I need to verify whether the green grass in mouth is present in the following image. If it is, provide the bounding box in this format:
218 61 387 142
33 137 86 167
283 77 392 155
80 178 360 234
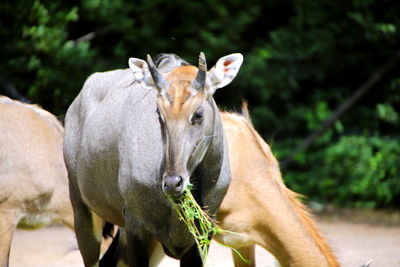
168 184 251 265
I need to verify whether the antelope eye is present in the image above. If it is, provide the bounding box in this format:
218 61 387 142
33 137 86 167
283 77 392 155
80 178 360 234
191 107 204 124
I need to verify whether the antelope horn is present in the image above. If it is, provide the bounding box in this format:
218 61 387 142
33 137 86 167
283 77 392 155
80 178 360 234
193 52 207 92
146 54 169 94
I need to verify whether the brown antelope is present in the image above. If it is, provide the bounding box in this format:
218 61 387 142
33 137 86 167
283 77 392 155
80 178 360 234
0 96 74 267
215 106 340 267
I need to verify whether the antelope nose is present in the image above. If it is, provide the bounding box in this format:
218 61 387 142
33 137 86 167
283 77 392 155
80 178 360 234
163 175 184 195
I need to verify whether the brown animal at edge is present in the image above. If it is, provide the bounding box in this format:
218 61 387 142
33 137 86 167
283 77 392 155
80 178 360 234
0 96 73 267
215 106 340 267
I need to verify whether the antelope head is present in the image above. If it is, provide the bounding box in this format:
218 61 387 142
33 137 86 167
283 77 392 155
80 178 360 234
128 52 243 196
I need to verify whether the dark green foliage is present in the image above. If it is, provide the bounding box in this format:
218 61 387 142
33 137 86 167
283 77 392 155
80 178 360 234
1 0 399 208
324 135 400 208
0 0 95 112
284 135 400 209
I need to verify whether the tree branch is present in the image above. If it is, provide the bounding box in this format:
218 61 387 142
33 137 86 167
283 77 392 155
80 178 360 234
282 49 400 169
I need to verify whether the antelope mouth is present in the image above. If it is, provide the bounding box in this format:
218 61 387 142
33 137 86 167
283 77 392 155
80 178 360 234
162 174 188 197
166 182 195 204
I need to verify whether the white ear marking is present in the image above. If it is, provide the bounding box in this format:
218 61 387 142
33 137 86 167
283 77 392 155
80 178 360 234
207 53 243 94
128 58 150 84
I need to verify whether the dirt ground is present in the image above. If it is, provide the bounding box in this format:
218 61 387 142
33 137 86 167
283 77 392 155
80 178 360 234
9 214 400 267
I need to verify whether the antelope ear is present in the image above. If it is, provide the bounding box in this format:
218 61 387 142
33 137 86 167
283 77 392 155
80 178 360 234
128 58 154 86
157 57 179 73
207 53 243 94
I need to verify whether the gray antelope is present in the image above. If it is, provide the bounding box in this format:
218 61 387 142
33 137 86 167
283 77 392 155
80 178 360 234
63 52 243 266
101 54 340 267
0 96 73 267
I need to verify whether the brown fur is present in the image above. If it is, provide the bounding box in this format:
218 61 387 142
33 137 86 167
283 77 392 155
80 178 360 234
241 110 338 265
285 190 339 267
158 66 206 121
165 66 197 115
215 110 340 267
0 96 74 266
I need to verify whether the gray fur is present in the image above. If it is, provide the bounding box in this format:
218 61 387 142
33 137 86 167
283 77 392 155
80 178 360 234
64 55 231 266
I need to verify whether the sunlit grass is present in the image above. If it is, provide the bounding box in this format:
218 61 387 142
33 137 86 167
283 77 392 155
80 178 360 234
168 184 251 265
168 184 217 264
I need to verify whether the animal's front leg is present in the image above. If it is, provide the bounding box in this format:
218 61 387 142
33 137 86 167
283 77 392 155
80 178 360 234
69 188 102 267
0 210 17 267
180 244 203 267
125 216 151 267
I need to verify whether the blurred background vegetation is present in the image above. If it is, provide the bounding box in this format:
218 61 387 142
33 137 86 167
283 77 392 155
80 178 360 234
1 0 399 209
